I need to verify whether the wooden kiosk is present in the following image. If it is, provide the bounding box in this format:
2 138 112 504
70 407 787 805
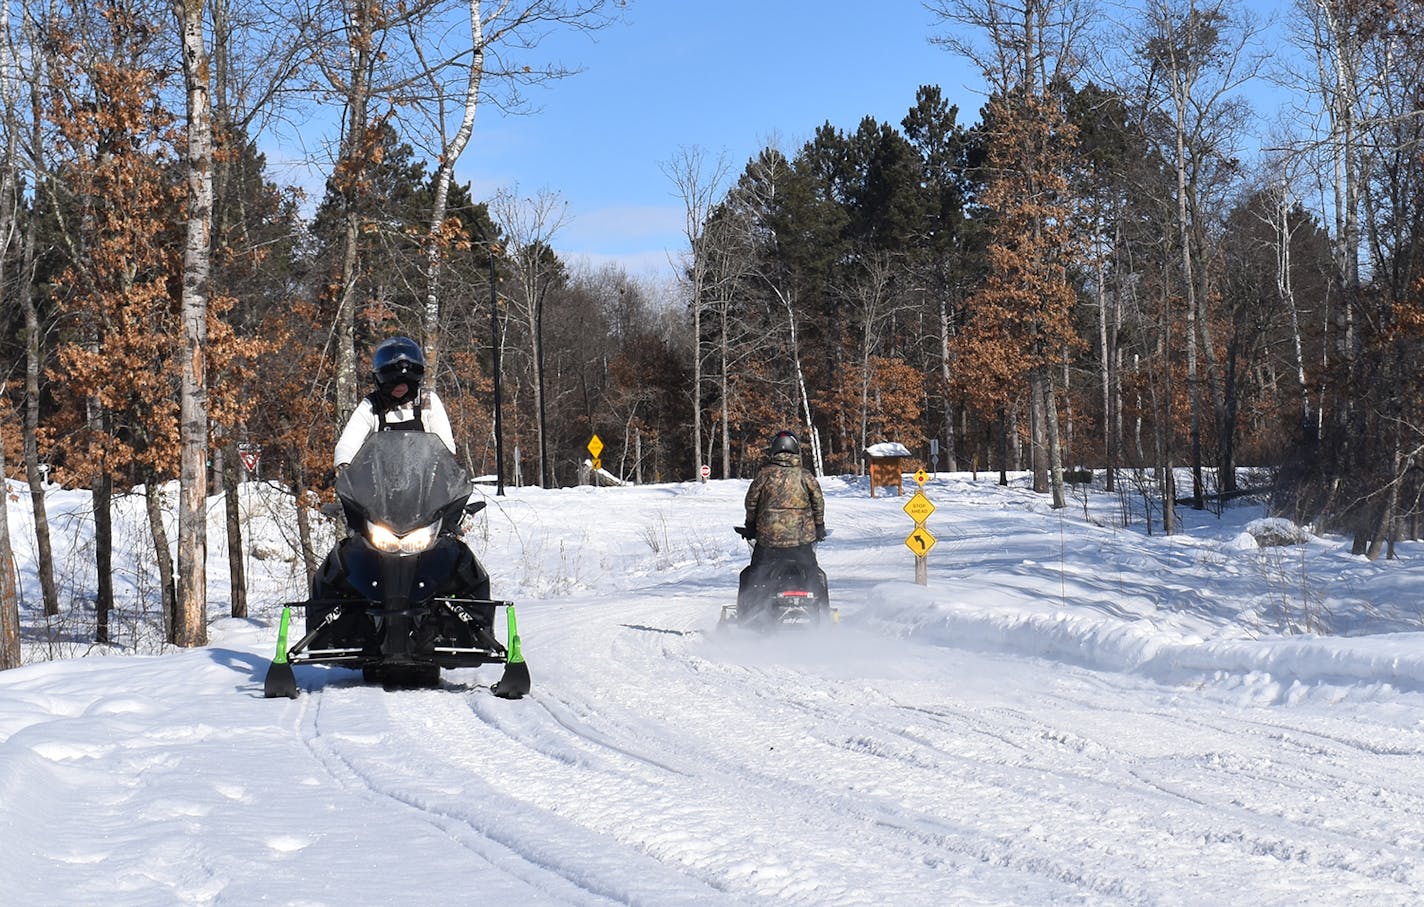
865 442 912 497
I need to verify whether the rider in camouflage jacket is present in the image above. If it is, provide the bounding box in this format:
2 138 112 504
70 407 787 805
745 439 826 547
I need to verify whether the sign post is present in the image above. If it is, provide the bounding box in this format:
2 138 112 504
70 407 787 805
903 471 935 585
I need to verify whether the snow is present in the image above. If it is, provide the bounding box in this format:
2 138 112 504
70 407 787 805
4 470 1424 905
864 442 912 458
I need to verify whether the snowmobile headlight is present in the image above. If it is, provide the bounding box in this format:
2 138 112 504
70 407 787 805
367 520 440 555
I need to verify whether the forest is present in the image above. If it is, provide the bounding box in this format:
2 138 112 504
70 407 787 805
0 0 1421 663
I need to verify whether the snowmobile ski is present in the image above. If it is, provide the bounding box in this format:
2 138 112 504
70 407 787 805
262 607 299 699
489 604 530 699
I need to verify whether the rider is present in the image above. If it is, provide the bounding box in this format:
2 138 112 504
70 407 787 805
335 335 455 471
314 336 490 634
738 429 829 616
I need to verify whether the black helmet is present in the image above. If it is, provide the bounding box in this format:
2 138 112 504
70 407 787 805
768 429 800 456
371 336 425 388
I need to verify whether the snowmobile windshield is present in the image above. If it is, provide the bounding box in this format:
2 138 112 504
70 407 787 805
336 432 472 534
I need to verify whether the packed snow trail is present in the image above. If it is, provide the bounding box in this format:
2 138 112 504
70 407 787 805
3 473 1424 904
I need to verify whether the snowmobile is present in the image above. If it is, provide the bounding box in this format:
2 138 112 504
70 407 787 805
262 431 530 699
718 526 835 631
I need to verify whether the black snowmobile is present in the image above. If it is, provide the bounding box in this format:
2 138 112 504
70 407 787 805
263 431 530 698
719 526 835 630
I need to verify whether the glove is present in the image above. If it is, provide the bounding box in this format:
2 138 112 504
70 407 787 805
815 523 827 542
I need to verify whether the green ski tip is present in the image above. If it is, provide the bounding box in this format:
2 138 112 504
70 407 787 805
271 606 292 664
504 604 524 664
263 607 299 699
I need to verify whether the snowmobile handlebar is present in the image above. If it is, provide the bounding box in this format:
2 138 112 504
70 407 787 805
734 525 755 540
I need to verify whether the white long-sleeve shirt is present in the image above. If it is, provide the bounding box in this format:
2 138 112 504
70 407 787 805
333 390 456 468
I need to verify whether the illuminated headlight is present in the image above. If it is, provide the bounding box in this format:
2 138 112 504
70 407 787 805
368 520 440 555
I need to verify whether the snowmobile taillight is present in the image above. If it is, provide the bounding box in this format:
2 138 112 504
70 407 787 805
779 590 812 598
368 520 440 555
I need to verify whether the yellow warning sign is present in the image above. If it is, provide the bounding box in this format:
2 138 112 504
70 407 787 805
914 468 929 485
903 490 935 524
591 457 602 470
905 526 937 555
588 434 604 458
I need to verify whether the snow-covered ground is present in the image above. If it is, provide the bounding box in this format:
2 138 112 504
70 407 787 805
4 470 1424 906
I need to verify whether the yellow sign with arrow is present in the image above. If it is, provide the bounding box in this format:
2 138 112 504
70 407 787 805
905 526 937 555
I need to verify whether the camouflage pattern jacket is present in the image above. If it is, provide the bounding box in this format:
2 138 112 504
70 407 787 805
745 452 825 548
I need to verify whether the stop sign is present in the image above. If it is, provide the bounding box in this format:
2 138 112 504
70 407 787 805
699 464 711 479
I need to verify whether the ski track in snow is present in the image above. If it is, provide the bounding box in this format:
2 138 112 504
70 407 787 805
294 575 1424 906
7 474 1424 905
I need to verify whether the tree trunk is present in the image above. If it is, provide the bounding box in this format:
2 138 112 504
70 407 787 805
719 303 730 477
1096 238 1115 492
781 290 822 476
691 281 702 479
2 26 58 620
222 441 247 618
0 423 20 670
145 479 178 644
333 3 376 425
938 293 959 472
1156 294 1176 536
93 470 114 645
20 223 59 617
292 459 319 589
173 0 213 647
1365 424 1403 561
1044 370 1066 509
998 409 1009 486
1275 187 1312 436
422 4 485 373
535 287 550 487
1029 374 1048 493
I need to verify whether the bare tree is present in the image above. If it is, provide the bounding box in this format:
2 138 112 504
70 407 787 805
3 1 61 618
663 145 731 479
1139 0 1265 503
491 185 568 487
838 251 915 456
0 6 22 668
412 1 619 377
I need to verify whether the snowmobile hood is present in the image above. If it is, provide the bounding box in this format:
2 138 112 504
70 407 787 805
337 432 472 534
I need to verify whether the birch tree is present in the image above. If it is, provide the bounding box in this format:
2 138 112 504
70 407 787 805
663 145 731 478
413 0 618 377
1140 0 1264 502
171 0 215 646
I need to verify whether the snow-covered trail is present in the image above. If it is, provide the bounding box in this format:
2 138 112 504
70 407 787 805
6 473 1424 905
284 578 1424 906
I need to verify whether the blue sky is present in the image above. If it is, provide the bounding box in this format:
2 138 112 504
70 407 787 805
454 2 982 282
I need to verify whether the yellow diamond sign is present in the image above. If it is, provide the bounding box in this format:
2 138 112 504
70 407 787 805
903 490 935 524
588 434 604 458
905 526 937 555
914 468 929 485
